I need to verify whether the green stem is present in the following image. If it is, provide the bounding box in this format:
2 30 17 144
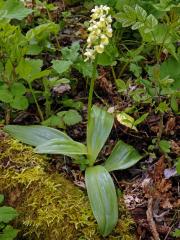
111 66 116 81
43 78 52 118
118 61 129 78
5 106 11 125
94 91 107 106
156 27 169 63
46 9 61 50
28 82 44 122
157 112 164 145
87 61 97 122
111 66 120 90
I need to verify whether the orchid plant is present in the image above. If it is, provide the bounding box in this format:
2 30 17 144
84 5 113 120
4 105 142 236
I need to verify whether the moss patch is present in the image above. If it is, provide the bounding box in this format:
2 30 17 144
0 132 136 240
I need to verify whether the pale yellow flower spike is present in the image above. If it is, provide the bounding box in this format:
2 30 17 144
84 5 113 62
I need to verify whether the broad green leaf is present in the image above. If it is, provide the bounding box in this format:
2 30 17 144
116 4 158 34
49 77 70 86
35 138 87 155
75 56 98 78
4 125 71 147
0 0 32 20
134 113 149 126
26 22 59 42
42 115 65 129
0 225 19 240
159 140 171 153
27 44 43 55
0 206 18 223
85 165 118 237
62 99 83 111
87 106 114 165
10 96 28 110
61 42 80 62
104 140 142 172
52 60 72 74
160 54 180 89
123 5 136 22
129 62 142 77
171 95 179 113
0 89 13 103
132 21 144 30
156 102 169 113
115 79 127 92
97 42 119 66
135 5 147 22
116 5 137 28
10 82 26 96
144 14 158 33
63 110 82 126
153 1 180 12
29 70 51 82
5 60 13 79
16 59 43 82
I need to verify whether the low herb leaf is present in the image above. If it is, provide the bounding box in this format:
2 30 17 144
52 60 72 74
35 138 87 156
85 165 118 237
87 105 114 165
4 125 71 146
0 207 18 223
104 140 142 171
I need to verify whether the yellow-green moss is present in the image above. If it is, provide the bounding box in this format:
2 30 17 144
0 132 136 240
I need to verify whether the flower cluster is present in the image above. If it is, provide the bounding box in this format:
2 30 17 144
84 5 113 62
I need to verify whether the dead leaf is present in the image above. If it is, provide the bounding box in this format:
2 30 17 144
150 126 159 133
143 156 173 211
161 198 173 209
97 68 113 94
171 140 180 155
165 117 176 134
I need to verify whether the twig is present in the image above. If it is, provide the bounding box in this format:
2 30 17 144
146 197 160 240
5 107 11 124
157 112 164 145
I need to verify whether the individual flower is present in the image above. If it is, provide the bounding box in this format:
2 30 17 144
84 48 96 60
100 34 109 45
84 5 113 62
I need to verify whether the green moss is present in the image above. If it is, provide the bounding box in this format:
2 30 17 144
0 133 136 240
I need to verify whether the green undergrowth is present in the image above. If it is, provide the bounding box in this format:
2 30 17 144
0 132 136 240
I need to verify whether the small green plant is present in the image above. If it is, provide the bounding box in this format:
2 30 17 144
0 1 63 122
4 105 142 237
42 109 82 129
115 3 180 95
175 157 180 175
172 228 180 238
0 22 29 116
0 194 19 240
116 111 149 131
0 0 32 21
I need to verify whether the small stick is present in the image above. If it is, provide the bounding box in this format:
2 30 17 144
146 197 160 240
